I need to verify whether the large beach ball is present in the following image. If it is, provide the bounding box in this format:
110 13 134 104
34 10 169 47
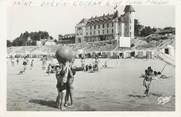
55 46 75 64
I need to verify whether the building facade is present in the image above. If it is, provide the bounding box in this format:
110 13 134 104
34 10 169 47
58 33 76 44
75 5 135 44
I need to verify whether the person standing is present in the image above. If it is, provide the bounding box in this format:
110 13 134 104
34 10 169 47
22 57 28 72
65 62 76 107
16 58 19 65
30 59 34 69
143 66 154 96
55 62 70 110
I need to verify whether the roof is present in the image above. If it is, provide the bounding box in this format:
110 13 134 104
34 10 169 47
155 28 175 34
87 14 114 25
124 5 135 12
78 18 88 24
64 33 76 37
78 11 124 26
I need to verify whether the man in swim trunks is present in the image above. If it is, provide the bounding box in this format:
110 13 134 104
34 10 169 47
143 66 154 96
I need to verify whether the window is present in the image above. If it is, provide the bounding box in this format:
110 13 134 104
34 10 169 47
112 22 114 27
78 27 82 30
78 38 81 43
90 32 92 35
103 24 104 28
98 30 100 35
107 23 109 28
90 26 92 30
102 30 104 34
112 29 114 33
98 25 100 29
94 31 96 35
107 29 109 34
94 25 96 29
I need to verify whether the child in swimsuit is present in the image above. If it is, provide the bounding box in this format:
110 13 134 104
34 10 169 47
65 62 76 107
55 62 69 110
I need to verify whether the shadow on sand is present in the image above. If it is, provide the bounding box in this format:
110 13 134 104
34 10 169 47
29 99 57 108
128 94 146 99
149 93 163 97
128 93 164 99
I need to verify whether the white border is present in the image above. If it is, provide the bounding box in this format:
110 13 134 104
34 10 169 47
1 0 181 117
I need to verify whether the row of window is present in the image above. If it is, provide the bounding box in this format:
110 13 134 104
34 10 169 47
88 22 114 30
86 29 114 36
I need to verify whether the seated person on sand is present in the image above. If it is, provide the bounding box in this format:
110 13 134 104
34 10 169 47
55 62 70 110
18 57 28 74
88 64 93 72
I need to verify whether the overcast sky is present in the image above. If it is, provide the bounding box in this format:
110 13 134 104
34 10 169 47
7 5 175 40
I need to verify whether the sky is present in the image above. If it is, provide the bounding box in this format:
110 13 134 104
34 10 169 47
7 5 175 40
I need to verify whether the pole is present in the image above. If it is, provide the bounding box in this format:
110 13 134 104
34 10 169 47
160 63 167 73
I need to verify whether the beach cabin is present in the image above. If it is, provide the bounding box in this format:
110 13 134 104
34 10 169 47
163 45 175 57
119 52 123 58
122 51 131 58
146 51 153 59
135 50 147 58
130 51 135 57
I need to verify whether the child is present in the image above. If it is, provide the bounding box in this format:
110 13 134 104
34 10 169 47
55 62 70 110
65 62 76 107
81 57 85 71
30 59 34 68
46 64 52 75
16 58 19 65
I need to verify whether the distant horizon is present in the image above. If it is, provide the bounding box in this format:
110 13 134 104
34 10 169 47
7 5 175 40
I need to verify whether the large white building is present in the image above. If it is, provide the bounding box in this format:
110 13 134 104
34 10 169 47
75 5 135 47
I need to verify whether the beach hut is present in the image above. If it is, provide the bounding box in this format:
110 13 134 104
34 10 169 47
119 52 123 58
130 51 135 57
123 51 131 58
146 51 153 59
85 53 91 58
136 51 144 58
105 51 111 58
162 45 175 57
101 51 107 58
111 52 119 59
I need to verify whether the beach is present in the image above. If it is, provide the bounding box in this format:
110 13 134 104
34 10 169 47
7 58 175 111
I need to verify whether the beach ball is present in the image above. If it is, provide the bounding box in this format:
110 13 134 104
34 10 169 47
55 46 75 64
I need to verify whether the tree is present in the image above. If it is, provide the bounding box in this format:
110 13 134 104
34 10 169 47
50 36 53 40
7 40 12 47
11 31 52 46
134 19 143 36
140 26 156 37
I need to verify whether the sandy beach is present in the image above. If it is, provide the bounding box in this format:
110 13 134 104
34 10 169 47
7 58 175 111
